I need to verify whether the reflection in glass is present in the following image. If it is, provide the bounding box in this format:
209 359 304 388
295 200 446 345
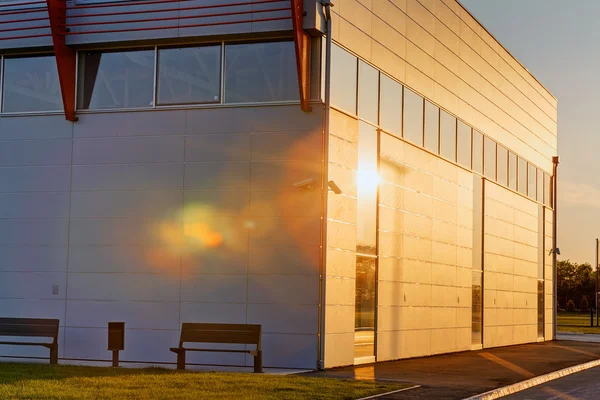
484 137 496 180
538 280 544 338
518 157 527 195
403 88 424 145
3 55 62 112
509 152 517 191
379 74 402 137
537 169 544 202
424 101 439 153
472 271 483 345
528 163 537 199
225 41 298 103
355 122 378 360
358 61 379 123
457 121 472 169
78 50 155 109
355 255 376 358
497 145 508 186
544 174 552 207
330 43 357 114
440 110 456 161
158 46 221 105
357 122 378 255
472 130 483 174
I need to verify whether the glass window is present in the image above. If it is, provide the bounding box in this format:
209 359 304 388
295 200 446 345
358 61 379 124
355 255 376 358
3 55 62 112
518 157 527 195
496 145 508 186
528 163 537 199
403 88 424 145
472 271 482 346
78 49 155 110
157 45 221 105
355 122 378 360
330 43 357 114
472 130 483 174
508 152 517 191
225 41 298 103
439 110 456 161
457 121 471 169
544 173 552 207
379 74 402 136
537 169 544 202
484 137 496 180
424 101 439 153
357 122 378 255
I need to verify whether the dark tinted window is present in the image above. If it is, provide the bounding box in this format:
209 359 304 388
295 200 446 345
497 145 508 186
379 74 402 137
508 152 517 190
457 121 471 169
157 45 221 105
472 130 483 174
537 169 544 202
3 55 62 112
225 41 298 103
439 110 456 161
484 137 496 180
518 157 527 195
544 174 552 207
424 101 439 153
528 163 537 199
78 49 155 109
358 61 379 123
403 88 424 145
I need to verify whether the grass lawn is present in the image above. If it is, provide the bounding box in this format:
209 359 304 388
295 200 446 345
557 312 600 334
0 363 407 400
557 325 600 334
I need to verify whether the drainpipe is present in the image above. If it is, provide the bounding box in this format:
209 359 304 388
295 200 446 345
552 155 559 340
318 0 333 371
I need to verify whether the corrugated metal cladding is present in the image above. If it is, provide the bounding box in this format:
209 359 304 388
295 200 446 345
0 0 557 370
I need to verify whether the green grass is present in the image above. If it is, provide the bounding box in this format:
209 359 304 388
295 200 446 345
557 325 600 334
557 312 600 334
0 363 407 400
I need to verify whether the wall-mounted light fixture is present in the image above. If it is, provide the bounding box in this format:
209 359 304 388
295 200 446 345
293 179 315 189
328 180 342 194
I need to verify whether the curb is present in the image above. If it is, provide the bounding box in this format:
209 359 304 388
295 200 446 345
463 359 600 400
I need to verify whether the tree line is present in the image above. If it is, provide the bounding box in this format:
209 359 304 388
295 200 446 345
558 260 596 312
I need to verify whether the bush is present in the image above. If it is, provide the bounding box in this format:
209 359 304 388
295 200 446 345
581 296 590 311
567 299 576 311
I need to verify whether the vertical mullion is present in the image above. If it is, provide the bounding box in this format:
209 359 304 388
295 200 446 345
152 46 158 108
220 41 225 104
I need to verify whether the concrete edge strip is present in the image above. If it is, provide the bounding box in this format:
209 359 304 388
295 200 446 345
463 358 600 400
356 385 421 400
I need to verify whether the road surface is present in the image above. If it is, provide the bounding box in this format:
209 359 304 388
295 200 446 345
504 366 600 399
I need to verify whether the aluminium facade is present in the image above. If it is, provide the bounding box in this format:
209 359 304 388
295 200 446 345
0 0 557 370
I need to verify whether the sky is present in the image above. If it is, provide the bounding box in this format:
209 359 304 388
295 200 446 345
460 0 600 265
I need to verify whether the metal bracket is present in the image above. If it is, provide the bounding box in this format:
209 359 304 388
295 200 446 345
46 0 77 122
291 0 311 112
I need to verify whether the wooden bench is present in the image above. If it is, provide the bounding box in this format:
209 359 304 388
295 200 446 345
0 318 59 364
170 323 262 372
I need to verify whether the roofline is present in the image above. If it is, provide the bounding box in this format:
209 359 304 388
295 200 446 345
456 0 556 101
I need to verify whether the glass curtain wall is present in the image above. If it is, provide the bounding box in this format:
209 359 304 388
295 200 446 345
355 122 379 360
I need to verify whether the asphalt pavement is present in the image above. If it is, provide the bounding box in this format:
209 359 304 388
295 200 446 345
503 365 600 399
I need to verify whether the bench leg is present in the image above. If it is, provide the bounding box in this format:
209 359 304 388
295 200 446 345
254 350 262 373
176 351 186 370
49 345 58 365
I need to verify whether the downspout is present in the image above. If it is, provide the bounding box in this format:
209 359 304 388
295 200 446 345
552 155 559 340
318 0 333 370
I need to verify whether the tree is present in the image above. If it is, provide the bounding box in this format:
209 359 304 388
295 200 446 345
567 299 576 312
581 296 590 312
558 260 595 310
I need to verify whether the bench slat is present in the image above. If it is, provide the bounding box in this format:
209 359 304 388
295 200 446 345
0 325 58 338
181 330 259 345
0 318 59 326
0 341 54 347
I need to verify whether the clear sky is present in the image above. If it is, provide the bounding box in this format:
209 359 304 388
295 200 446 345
461 0 598 264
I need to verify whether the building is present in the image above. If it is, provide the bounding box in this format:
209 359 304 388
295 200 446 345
0 0 558 370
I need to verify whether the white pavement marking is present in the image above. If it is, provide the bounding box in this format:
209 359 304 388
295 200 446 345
462 359 600 400
356 385 421 400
